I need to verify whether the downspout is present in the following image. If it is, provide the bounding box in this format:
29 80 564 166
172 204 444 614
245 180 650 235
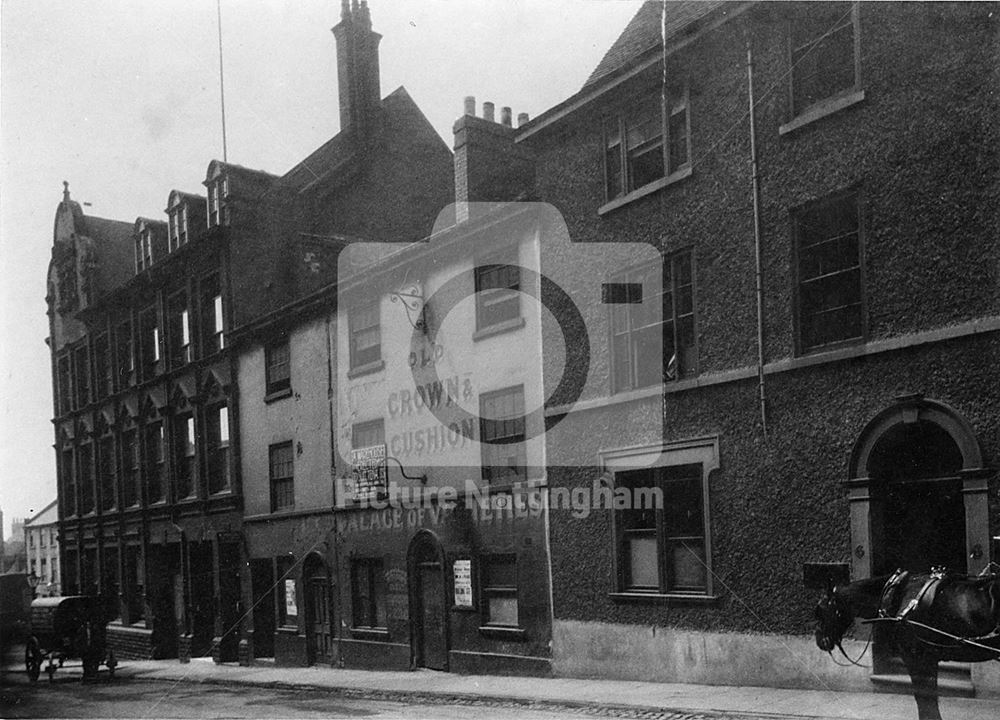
325 305 343 663
746 28 768 437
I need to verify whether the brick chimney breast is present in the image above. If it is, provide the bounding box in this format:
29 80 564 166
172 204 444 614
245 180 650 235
332 0 382 138
452 100 536 222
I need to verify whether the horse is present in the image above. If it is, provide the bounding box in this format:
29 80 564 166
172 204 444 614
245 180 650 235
814 569 1000 720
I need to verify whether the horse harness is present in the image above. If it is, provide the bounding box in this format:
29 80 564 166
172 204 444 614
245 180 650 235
865 566 1000 660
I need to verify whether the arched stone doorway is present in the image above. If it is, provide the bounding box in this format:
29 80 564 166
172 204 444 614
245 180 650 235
407 531 448 671
302 553 335 665
846 395 991 681
846 395 990 579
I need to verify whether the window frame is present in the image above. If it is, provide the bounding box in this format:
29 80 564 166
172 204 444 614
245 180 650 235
145 421 166 504
264 338 291 397
135 227 153 272
473 253 523 334
73 343 90 409
348 302 382 372
116 319 135 389
479 554 521 629
206 403 231 495
120 426 140 508
608 251 697 394
791 188 866 355
98 433 117 513
167 290 192 368
173 413 197 500
57 352 73 415
139 306 161 380
77 441 94 516
603 84 691 204
604 437 718 601
478 385 527 485
200 273 224 356
787 2 862 121
269 441 295 512
208 176 230 228
60 443 76 517
93 332 112 400
350 557 387 631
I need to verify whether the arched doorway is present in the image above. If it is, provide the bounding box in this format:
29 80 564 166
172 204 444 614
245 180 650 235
846 395 991 683
868 420 966 574
408 531 448 670
303 554 334 665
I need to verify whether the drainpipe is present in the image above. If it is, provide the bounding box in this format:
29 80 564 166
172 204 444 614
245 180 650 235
746 29 768 438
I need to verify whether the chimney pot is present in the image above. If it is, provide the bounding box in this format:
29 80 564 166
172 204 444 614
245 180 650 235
500 107 512 127
463 96 476 117
482 102 495 122
517 112 530 127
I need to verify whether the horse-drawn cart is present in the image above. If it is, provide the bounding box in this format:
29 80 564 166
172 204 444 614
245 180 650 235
24 596 117 682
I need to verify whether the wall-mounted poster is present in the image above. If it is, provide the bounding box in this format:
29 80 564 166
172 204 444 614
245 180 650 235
352 444 387 502
453 559 473 607
285 578 298 618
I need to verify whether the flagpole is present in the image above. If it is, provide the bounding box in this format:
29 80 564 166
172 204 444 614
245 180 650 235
217 0 228 162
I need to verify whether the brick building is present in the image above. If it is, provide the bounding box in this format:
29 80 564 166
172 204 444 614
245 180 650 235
231 0 454 667
510 0 999 695
46 160 266 660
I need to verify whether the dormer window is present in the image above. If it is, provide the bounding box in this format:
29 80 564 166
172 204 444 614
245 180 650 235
208 175 230 228
169 201 189 251
135 225 153 272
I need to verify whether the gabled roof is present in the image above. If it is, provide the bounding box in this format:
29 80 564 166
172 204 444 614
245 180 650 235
167 189 206 210
205 159 279 195
582 0 730 90
24 499 58 527
519 0 742 141
274 85 434 194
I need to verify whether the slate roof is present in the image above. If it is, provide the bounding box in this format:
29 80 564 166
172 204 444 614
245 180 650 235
24 499 58 527
582 0 730 90
83 214 135 301
275 86 428 194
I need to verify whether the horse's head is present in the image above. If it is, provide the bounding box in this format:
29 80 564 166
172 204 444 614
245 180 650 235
814 584 854 653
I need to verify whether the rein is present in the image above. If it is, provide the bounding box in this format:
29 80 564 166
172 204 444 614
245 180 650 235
863 616 1000 661
828 633 872 668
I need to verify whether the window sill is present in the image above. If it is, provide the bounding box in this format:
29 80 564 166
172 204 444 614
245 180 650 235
350 627 390 641
598 165 692 216
347 359 385 379
478 625 527 640
264 387 292 403
472 317 526 342
609 591 720 605
779 89 866 136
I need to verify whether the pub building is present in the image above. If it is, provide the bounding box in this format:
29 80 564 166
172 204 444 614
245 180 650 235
329 202 557 676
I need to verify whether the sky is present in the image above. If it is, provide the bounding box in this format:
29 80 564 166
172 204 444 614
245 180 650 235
0 0 644 538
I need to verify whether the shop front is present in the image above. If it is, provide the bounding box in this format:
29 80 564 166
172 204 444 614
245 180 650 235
335 486 552 676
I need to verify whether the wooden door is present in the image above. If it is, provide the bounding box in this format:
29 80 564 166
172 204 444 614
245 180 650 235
308 574 334 664
413 546 447 670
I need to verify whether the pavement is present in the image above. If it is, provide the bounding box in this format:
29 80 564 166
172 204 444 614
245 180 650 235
6 651 1000 720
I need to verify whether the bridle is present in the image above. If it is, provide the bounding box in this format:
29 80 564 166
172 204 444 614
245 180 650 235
817 586 872 668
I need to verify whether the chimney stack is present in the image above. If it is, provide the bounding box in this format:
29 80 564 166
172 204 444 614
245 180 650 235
332 0 382 139
452 98 536 223
517 112 529 128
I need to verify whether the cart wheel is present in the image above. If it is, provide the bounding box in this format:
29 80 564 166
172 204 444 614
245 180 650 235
24 638 41 682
